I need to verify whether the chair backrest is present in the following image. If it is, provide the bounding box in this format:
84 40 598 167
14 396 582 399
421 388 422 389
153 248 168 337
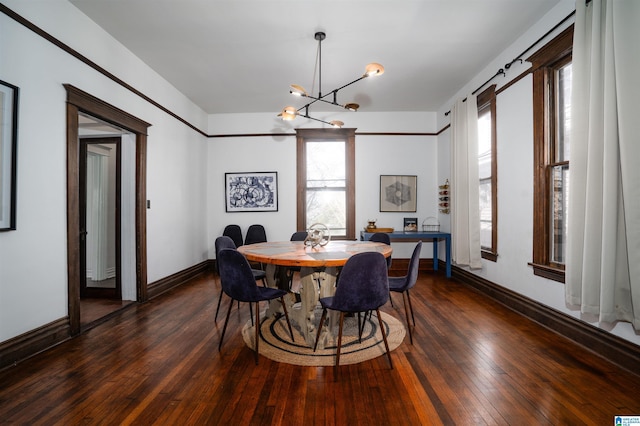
290 231 308 241
245 224 267 245
368 232 391 245
222 225 243 248
215 235 237 254
401 241 422 291
369 232 392 268
215 236 237 273
217 248 262 302
331 252 389 312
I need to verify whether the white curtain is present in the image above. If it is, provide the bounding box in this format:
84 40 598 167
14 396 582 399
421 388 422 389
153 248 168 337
450 95 482 269
566 0 640 330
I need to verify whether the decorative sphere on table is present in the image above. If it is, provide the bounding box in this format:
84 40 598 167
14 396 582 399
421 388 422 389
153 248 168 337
304 223 331 248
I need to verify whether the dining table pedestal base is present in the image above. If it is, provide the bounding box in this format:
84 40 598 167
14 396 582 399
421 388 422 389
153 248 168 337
264 264 338 349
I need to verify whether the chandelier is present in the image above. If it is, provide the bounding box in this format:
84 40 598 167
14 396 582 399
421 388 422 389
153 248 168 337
278 31 384 128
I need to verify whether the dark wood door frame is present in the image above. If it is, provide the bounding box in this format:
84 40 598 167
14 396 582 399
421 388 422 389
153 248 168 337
80 137 122 300
65 84 150 336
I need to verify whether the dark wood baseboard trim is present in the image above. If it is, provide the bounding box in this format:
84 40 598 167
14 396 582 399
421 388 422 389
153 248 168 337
147 260 214 300
389 258 434 274
451 264 640 377
0 318 70 372
0 261 213 372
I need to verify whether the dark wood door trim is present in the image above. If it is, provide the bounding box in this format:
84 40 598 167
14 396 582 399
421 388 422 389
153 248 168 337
65 84 150 336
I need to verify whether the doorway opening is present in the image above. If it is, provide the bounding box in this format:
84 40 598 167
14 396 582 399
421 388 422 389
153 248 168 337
66 84 150 335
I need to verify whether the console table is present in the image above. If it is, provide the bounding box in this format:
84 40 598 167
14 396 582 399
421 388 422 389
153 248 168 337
360 231 451 278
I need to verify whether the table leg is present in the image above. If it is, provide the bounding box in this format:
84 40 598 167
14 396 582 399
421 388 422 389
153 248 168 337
433 239 439 272
284 266 338 348
264 264 284 318
316 267 339 350
445 235 451 278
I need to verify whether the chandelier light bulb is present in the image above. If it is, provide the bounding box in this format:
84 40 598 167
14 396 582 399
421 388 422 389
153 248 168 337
290 84 308 96
344 103 360 112
329 120 344 128
364 62 385 77
279 106 298 121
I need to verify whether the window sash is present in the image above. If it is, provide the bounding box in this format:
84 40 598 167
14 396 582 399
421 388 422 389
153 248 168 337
527 25 573 282
296 129 356 240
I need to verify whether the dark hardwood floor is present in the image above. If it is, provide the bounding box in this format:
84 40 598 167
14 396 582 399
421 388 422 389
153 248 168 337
80 298 134 329
1 269 639 425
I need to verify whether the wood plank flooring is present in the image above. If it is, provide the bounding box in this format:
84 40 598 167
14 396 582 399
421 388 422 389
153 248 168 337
1 270 639 425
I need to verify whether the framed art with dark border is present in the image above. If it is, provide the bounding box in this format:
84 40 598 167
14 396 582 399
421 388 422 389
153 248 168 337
225 172 278 212
0 80 19 231
403 217 418 232
379 175 417 212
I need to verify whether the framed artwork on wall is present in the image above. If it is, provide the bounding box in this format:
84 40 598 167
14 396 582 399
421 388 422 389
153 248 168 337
225 171 278 212
0 80 19 231
380 175 417 212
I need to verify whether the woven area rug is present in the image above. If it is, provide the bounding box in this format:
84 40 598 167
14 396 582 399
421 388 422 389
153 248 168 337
242 309 405 366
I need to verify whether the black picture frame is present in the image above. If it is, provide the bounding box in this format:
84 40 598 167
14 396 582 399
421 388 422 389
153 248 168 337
225 171 278 212
0 80 19 231
404 217 418 232
379 175 417 212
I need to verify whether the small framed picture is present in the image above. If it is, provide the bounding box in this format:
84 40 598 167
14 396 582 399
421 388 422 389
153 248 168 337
380 175 417 212
404 217 418 232
225 171 278 212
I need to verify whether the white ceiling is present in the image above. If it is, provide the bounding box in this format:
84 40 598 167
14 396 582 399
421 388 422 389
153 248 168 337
69 0 565 115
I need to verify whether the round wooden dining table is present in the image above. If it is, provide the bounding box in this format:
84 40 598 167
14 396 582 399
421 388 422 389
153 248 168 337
237 240 392 348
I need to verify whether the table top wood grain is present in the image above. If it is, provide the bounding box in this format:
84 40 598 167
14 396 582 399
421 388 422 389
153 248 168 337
237 240 392 268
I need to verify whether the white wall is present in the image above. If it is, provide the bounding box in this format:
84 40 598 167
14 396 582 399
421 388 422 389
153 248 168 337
436 0 640 347
207 111 439 259
0 1 209 340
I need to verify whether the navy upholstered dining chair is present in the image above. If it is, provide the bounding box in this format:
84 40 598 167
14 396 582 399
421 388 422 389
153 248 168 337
285 231 309 290
244 224 267 245
368 231 392 269
222 224 244 248
313 251 393 369
389 241 422 344
214 236 267 323
244 224 268 270
217 248 294 364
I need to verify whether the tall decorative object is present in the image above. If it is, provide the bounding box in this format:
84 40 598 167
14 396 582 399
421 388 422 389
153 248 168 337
304 223 331 248
439 179 450 214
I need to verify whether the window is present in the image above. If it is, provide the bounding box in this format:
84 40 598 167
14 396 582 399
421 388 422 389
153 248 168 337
528 26 573 282
477 85 497 261
296 129 355 240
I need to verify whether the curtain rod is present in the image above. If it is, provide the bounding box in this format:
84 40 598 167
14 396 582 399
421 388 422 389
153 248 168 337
444 9 576 116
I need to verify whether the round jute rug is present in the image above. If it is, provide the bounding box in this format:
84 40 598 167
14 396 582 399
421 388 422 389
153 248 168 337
242 309 405 366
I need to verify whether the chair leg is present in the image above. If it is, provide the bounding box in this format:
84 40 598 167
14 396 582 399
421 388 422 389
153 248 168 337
254 301 260 365
219 297 235 351
402 292 413 345
313 308 328 352
249 302 254 326
335 312 345 368
375 308 393 369
357 312 362 343
406 289 416 326
280 297 295 341
214 290 224 322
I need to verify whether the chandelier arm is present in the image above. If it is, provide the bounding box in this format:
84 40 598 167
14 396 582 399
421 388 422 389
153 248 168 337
297 93 346 108
300 113 336 127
